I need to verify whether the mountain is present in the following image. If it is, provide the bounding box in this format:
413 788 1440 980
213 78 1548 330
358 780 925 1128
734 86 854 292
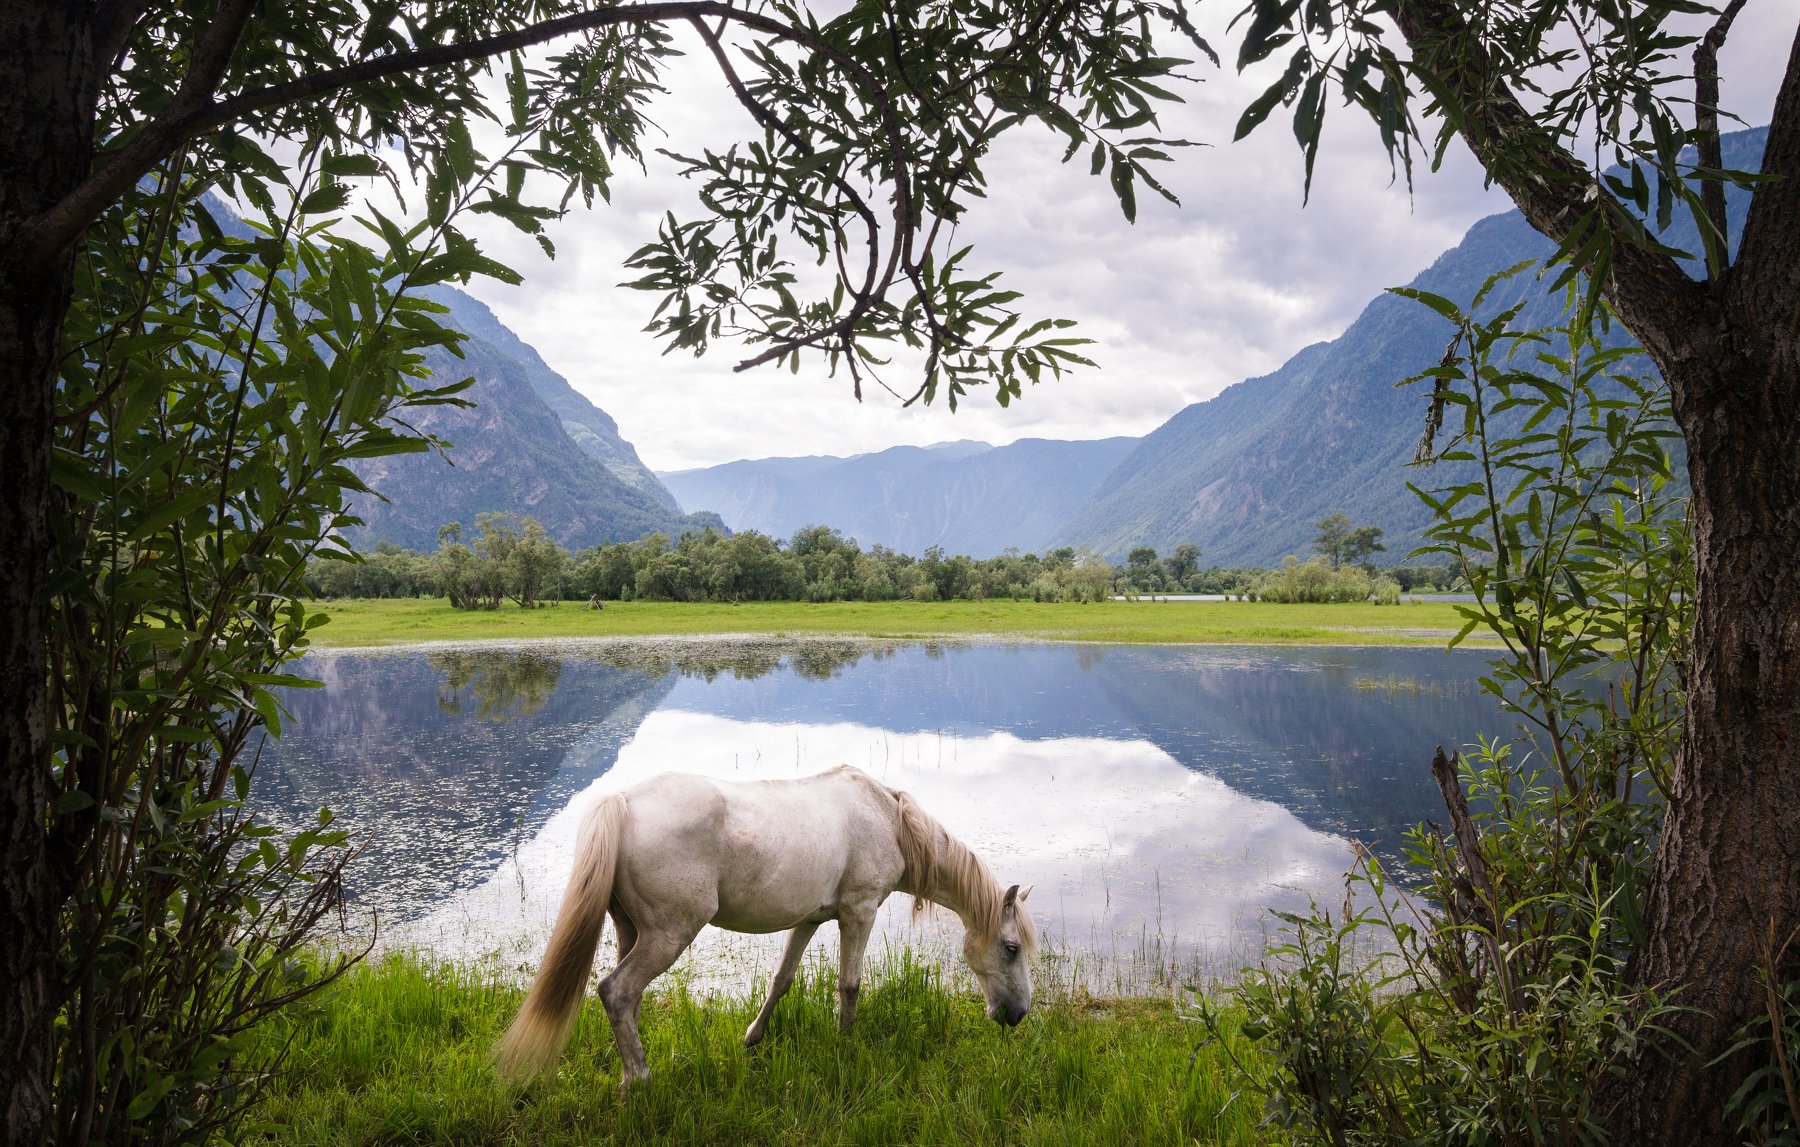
660 436 1138 556
345 330 718 552
189 194 708 553
1050 126 1762 567
1051 210 1565 566
419 288 682 515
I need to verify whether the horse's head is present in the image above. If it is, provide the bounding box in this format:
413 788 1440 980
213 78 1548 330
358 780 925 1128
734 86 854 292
964 883 1035 1026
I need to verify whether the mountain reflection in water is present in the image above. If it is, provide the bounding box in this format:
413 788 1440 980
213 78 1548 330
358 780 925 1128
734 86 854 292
257 639 1511 989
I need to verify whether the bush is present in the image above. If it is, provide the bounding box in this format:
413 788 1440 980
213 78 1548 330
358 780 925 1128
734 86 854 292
1250 556 1374 603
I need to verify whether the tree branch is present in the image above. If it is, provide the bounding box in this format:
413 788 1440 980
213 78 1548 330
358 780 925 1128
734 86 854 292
1730 22 1800 331
1393 0 1709 363
1694 0 1749 279
19 1 872 268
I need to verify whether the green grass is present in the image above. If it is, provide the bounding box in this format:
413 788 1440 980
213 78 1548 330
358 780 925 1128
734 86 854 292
251 951 1265 1146
307 596 1478 648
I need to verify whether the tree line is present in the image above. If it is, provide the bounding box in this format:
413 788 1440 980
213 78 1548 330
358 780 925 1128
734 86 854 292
308 511 1458 606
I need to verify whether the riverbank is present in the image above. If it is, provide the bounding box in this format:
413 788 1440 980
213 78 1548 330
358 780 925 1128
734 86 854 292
252 950 1263 1146
306 596 1479 648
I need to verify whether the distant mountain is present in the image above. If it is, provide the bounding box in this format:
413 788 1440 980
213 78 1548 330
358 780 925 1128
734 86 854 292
191 194 709 553
420 288 682 515
345 330 719 552
1050 126 1762 566
1051 211 1565 566
661 436 1138 557
358 124 1759 563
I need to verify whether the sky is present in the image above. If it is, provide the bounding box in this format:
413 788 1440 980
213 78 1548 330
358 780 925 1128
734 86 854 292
421 8 1794 474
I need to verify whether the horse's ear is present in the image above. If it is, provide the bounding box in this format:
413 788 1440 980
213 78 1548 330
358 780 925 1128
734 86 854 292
1019 884 1033 902
1003 883 1019 909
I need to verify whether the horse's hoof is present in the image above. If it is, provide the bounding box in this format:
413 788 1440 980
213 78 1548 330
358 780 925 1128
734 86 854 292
743 1026 765 1048
618 1070 650 1093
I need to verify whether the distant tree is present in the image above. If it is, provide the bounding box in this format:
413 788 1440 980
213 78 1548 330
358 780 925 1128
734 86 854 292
505 518 565 607
433 525 480 610
1125 546 1160 592
1162 543 1202 588
1313 514 1354 569
1313 514 1385 570
1345 526 1386 570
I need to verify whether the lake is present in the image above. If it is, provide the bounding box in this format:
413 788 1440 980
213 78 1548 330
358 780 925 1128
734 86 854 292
257 638 1511 993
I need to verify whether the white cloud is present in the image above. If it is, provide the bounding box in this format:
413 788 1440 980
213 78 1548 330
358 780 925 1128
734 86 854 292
408 9 1793 472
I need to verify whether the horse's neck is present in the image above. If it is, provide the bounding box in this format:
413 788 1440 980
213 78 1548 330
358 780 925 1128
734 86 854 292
917 826 996 931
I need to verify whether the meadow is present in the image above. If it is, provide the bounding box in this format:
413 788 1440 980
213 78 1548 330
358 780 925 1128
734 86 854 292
306 596 1478 648
252 951 1264 1146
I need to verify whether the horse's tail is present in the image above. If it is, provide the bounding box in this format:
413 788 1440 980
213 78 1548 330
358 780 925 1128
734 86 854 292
495 793 625 1081
892 788 938 914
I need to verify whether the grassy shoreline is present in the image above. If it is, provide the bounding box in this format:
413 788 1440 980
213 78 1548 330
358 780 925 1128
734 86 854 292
306 596 1477 649
253 951 1263 1145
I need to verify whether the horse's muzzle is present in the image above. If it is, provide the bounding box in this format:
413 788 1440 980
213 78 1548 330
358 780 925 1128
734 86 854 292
996 1004 1028 1027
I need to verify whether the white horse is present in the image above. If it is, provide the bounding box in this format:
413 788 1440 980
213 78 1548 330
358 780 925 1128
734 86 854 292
495 764 1037 1087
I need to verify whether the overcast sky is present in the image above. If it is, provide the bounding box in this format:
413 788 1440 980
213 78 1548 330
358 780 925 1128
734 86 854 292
431 8 1793 474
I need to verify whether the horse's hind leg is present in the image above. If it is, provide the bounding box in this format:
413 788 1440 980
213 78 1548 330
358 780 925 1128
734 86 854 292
609 904 637 963
597 922 697 1089
744 922 819 1048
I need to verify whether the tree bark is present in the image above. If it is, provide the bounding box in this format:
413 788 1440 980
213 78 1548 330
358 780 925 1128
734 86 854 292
1607 319 1800 1145
1613 38 1800 1134
0 5 101 1142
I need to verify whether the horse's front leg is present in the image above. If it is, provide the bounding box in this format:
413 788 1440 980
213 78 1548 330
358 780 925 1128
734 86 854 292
744 921 819 1048
835 903 877 1033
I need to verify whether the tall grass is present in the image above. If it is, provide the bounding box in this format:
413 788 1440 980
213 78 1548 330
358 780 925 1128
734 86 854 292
252 949 1264 1145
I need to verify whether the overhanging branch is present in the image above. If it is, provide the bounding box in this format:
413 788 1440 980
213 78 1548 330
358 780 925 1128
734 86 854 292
1694 0 1749 279
19 1 874 269
1394 0 1708 360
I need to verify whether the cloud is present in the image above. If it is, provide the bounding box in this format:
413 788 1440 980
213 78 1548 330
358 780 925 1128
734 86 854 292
428 9 1793 472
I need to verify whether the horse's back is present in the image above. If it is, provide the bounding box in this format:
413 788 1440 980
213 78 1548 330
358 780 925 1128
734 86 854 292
609 766 906 934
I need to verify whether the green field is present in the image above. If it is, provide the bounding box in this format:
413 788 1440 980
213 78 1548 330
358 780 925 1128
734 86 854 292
253 951 1264 1146
307 596 1478 648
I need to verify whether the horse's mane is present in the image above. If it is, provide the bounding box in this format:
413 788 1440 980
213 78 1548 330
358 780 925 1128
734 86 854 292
891 788 1036 951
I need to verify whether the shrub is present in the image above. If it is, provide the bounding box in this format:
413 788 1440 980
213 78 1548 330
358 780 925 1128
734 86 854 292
1250 556 1374 603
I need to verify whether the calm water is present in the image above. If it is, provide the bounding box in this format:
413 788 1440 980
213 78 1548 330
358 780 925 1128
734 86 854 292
258 639 1511 990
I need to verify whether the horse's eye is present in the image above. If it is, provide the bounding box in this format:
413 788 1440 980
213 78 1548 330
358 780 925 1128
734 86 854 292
1004 942 1021 959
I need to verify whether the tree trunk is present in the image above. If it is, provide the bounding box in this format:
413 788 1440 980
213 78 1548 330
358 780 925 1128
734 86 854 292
1604 283 1800 1145
0 5 100 1142
1598 29 1800 1143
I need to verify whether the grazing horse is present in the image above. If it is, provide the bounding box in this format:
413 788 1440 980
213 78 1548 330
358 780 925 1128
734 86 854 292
495 764 1037 1087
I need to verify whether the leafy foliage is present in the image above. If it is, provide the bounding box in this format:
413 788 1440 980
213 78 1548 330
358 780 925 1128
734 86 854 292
1248 556 1393 604
619 0 1214 409
1227 0 1763 288
1196 268 1692 1144
47 149 484 1140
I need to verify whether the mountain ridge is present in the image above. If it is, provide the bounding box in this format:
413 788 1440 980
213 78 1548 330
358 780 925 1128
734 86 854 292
660 436 1138 557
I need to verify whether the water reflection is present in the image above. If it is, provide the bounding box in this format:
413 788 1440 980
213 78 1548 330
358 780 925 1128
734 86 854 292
259 639 1512 986
431 650 564 719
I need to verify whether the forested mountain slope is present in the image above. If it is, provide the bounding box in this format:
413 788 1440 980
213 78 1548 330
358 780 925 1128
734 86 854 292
1051 127 1760 566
